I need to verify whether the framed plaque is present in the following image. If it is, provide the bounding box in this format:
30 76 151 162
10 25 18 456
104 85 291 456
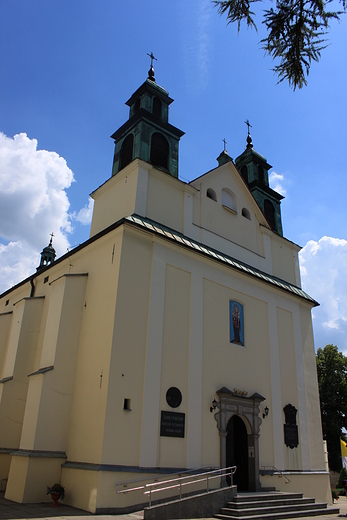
160 411 185 438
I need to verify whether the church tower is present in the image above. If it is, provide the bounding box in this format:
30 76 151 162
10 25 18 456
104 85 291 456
235 125 283 236
36 234 56 271
111 54 184 179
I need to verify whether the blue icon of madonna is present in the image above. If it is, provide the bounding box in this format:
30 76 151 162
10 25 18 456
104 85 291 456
229 300 244 346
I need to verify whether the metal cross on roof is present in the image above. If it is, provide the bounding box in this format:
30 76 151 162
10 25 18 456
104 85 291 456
49 232 55 245
244 119 252 135
222 138 227 151
147 52 157 68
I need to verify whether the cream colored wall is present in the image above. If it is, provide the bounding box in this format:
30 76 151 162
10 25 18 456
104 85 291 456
100 228 153 467
189 164 302 287
0 312 12 376
260 472 332 505
20 274 88 452
132 227 323 480
31 286 51 373
0 453 11 481
192 166 265 258
61 467 181 513
277 306 302 470
201 277 273 467
5 454 66 504
90 162 141 237
271 236 298 286
158 264 190 468
0 284 29 315
61 466 100 513
0 297 44 449
66 230 123 464
300 304 325 469
146 170 185 233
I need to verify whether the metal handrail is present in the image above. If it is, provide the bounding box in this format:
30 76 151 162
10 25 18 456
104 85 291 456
144 466 236 507
115 466 217 494
260 465 291 484
116 466 236 508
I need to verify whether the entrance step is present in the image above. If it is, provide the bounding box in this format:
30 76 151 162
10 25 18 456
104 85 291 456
214 492 339 520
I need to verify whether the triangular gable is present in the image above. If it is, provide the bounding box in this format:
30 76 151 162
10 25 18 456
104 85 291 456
190 160 270 230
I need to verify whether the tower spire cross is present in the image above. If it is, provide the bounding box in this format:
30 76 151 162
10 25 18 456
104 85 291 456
147 52 157 68
244 119 252 135
222 138 227 151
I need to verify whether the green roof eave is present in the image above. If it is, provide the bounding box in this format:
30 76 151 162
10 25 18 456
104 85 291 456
111 109 184 141
0 213 317 308
125 79 173 107
124 215 318 307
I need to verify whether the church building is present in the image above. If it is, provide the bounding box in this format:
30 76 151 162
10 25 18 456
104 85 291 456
0 61 330 513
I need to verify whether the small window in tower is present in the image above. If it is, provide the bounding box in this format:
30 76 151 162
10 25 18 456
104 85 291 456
153 97 162 118
119 134 134 171
242 208 251 220
44 276 49 284
5 299 9 306
222 188 237 213
241 165 248 183
258 165 264 183
206 188 217 201
150 132 169 171
134 98 141 113
264 200 276 230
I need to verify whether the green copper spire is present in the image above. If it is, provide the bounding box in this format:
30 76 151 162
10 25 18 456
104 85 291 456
37 233 56 271
235 124 283 236
111 55 184 179
217 138 233 166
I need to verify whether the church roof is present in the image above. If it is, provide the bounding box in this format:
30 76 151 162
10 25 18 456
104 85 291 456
125 215 318 306
0 213 318 307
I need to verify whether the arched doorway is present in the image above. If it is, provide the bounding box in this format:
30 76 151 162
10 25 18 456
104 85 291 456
226 415 249 490
214 387 265 491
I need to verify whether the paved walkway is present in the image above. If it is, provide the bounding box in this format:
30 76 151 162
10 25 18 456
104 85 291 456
0 491 346 520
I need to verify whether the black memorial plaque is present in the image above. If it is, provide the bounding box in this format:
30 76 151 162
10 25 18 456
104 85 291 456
160 411 185 438
284 424 299 449
283 403 299 449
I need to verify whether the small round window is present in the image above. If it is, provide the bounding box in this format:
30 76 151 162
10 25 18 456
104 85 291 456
166 387 182 408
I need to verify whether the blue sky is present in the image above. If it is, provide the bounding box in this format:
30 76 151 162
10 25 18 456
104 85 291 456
0 1 346 353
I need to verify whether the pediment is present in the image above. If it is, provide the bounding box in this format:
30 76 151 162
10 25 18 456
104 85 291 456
190 161 270 228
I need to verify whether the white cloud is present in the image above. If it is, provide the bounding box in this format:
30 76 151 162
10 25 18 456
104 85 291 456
76 197 94 225
195 0 212 88
0 241 39 292
181 0 212 90
300 236 347 354
269 171 286 196
0 132 75 293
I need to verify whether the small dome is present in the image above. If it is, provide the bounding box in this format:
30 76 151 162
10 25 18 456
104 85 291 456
37 234 56 271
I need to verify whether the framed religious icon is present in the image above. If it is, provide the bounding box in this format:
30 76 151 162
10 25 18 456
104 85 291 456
229 300 245 346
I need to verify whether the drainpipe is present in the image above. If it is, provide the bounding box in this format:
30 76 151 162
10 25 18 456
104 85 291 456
30 277 35 297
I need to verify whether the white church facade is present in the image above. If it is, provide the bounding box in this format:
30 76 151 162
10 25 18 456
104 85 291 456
0 64 330 513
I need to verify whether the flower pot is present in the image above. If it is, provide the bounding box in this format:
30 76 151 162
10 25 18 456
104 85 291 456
51 492 61 506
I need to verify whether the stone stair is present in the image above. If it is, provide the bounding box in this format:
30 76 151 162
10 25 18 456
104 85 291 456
214 491 339 520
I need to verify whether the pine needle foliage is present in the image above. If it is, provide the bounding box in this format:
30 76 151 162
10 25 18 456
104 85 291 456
214 0 345 89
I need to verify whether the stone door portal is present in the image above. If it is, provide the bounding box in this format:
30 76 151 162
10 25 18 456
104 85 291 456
214 387 265 492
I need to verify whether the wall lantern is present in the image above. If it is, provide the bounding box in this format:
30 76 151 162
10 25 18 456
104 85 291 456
210 399 218 413
263 406 269 419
